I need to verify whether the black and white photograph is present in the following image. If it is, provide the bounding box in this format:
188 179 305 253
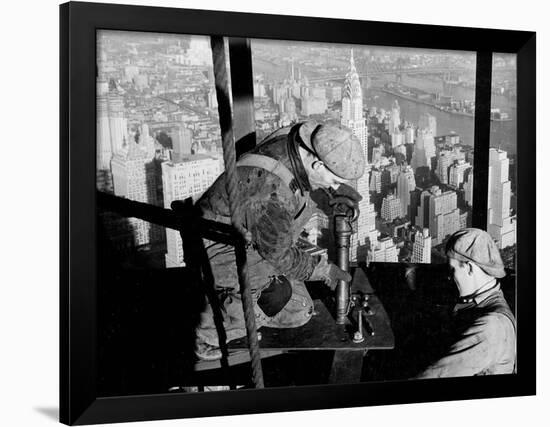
96 30 518 391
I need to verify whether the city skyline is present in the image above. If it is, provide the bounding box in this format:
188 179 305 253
96 30 517 268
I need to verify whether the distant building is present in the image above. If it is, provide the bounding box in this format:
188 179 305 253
464 169 474 207
272 84 288 106
427 186 461 245
436 150 454 184
411 128 435 171
386 162 400 184
111 140 161 247
459 211 469 230
302 96 328 116
371 145 384 165
351 165 377 262
341 49 368 148
291 81 301 99
381 193 402 221
436 133 460 146
253 81 266 98
186 37 211 66
134 74 148 90
412 228 431 263
369 169 382 194
449 160 472 189
310 86 326 99
418 113 437 136
436 146 467 185
282 97 298 122
137 123 156 158
405 125 415 144
97 90 128 170
391 131 404 148
415 185 461 245
368 236 398 263
414 188 431 229
487 148 516 249
389 100 401 134
326 85 342 103
396 165 416 217
394 144 407 159
171 126 194 160
124 65 139 82
162 155 223 268
304 211 329 246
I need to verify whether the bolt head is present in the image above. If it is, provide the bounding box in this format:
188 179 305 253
353 331 365 343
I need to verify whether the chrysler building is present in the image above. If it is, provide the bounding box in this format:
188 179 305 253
341 49 368 149
341 49 377 262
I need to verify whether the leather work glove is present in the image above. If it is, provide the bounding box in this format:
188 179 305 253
328 183 362 220
308 256 352 290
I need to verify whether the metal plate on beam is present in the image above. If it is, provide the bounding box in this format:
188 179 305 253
229 297 394 351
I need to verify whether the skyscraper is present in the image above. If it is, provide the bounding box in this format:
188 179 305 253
304 211 328 246
351 165 377 263
487 148 516 249
404 125 415 144
171 126 194 160
341 49 376 262
111 140 161 247
302 96 328 116
97 88 129 170
381 193 402 222
391 131 404 148
435 150 453 184
412 228 431 263
396 165 416 217
369 169 382 194
411 128 436 171
427 186 461 245
162 154 223 268
464 169 474 207
389 100 401 134
137 123 156 158
368 236 398 263
386 162 401 184
418 113 437 136
341 49 368 147
449 160 472 189
371 145 384 165
282 97 297 123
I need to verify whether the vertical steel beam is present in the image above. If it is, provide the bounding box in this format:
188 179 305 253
228 37 257 157
472 51 493 229
516 34 536 381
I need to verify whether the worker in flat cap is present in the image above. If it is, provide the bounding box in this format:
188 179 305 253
416 228 516 378
194 121 366 359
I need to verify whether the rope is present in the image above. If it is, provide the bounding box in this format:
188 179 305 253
210 36 264 388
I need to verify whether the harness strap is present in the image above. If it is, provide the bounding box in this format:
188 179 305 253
237 153 298 191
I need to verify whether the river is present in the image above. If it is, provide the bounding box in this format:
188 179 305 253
368 75 517 155
252 57 517 155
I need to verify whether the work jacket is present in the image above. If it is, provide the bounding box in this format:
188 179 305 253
416 286 516 378
197 123 319 281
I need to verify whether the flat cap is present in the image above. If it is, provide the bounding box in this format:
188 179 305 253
298 121 365 180
445 228 506 278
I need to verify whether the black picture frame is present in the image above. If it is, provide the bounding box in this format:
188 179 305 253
60 1 536 424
